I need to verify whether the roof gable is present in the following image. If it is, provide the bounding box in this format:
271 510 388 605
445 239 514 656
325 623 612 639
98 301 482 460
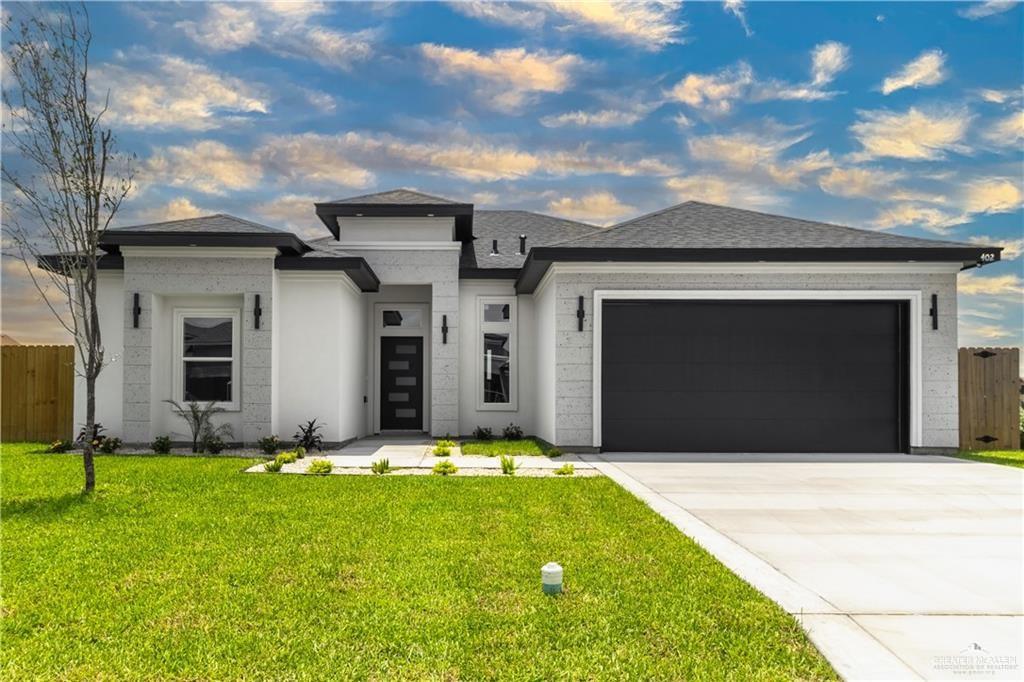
327 189 461 205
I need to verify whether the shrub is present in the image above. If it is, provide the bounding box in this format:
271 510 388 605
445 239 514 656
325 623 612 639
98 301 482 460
164 401 233 453
502 423 524 440
293 419 325 451
294 446 306 459
263 459 282 473
98 437 122 454
76 422 106 448
275 451 298 465
435 439 456 449
554 463 575 476
548 448 563 458
371 458 391 475
306 459 332 475
151 436 172 454
258 435 280 456
47 439 73 453
472 426 493 441
202 435 226 454
432 459 458 476
499 454 517 475
433 443 452 457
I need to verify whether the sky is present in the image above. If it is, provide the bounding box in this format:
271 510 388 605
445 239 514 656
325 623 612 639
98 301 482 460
1 0 1022 347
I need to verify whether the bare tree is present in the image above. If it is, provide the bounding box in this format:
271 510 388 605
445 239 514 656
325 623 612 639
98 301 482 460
2 4 133 492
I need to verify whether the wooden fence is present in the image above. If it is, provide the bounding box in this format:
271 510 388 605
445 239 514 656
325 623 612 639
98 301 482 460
958 347 1021 451
1 345 75 442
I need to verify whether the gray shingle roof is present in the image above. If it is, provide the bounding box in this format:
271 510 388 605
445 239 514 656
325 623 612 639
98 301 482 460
466 210 602 269
554 201 980 250
109 214 288 234
303 237 361 258
327 189 462 205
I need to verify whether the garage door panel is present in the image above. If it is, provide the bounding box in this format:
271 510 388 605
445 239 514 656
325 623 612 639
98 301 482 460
601 300 908 453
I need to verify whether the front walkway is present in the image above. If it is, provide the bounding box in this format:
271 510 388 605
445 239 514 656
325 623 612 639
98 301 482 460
586 452 1024 681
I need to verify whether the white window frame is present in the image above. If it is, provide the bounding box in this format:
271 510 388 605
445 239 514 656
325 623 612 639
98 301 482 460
173 308 241 411
477 296 517 411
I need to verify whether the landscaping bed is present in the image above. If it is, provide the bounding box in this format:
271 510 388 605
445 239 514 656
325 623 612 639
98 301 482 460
1 442 835 680
951 449 1024 469
457 436 560 457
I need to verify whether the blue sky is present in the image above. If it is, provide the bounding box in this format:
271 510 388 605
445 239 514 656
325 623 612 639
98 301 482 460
2 1 1022 346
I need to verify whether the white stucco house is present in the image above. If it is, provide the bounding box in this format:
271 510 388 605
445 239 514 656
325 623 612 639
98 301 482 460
49 189 1002 453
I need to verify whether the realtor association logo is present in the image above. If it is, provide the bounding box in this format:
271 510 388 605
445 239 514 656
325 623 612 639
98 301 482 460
933 642 1019 678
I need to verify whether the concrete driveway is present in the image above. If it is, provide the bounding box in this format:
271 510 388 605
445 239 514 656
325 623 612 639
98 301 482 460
588 453 1023 681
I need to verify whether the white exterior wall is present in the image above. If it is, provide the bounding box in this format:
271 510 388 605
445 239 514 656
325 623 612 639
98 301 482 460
276 272 367 444
338 217 455 244
457 280 536 437
73 272 125 436
540 264 960 450
533 281 557 445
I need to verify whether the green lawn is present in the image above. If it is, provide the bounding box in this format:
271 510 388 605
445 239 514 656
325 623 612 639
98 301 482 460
952 449 1024 468
1 443 834 680
459 437 559 457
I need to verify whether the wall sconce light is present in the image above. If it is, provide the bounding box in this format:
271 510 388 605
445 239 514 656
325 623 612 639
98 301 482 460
441 314 449 344
577 296 585 332
929 294 938 330
254 294 262 330
132 293 141 328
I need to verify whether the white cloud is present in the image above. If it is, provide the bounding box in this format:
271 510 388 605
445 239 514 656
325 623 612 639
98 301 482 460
547 191 635 224
94 54 269 131
872 204 966 233
958 0 1018 19
850 107 972 160
420 44 582 109
145 141 263 195
818 166 905 198
962 323 1012 340
253 194 324 238
673 113 694 129
471 191 500 206
451 1 685 50
983 110 1024 146
175 2 373 71
540 101 657 128
254 134 377 188
969 236 1023 260
958 271 1023 296
881 49 948 95
723 0 753 36
962 177 1023 213
134 198 209 224
687 129 833 187
811 41 850 87
665 174 781 208
976 88 1020 104
668 62 754 114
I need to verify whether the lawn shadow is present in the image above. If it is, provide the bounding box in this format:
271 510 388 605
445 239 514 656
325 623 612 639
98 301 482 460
1 491 90 519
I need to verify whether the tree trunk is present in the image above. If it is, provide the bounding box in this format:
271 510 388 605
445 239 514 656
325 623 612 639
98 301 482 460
83 374 96 493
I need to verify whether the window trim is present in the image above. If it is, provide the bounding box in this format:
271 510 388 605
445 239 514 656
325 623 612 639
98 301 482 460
476 296 517 411
173 308 241 411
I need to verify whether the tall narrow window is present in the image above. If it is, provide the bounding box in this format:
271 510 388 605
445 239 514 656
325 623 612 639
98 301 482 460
175 310 239 408
479 297 516 409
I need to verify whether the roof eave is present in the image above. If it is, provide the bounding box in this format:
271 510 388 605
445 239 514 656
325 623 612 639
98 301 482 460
100 231 311 256
314 202 475 242
274 255 380 292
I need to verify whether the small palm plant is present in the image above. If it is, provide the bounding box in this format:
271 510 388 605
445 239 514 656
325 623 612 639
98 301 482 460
499 454 517 476
164 400 233 453
371 458 391 475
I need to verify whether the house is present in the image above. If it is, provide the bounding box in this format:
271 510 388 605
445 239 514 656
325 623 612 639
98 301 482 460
47 189 1002 453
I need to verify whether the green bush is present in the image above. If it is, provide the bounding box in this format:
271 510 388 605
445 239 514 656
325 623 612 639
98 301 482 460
47 439 73 454
306 459 332 475
471 426 493 441
294 446 306 459
502 423 524 440
435 439 456 449
98 437 122 454
202 436 226 454
548 447 563 458
499 454 517 475
263 459 282 473
554 463 575 476
258 435 280 456
371 458 391 475
433 444 451 457
275 451 298 465
432 459 458 476
151 436 172 454
293 419 325 451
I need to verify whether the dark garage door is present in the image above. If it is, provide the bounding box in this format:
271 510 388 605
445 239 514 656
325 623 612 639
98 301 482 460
601 300 909 453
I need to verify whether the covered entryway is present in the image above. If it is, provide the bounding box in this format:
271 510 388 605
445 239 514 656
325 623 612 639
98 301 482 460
600 299 909 452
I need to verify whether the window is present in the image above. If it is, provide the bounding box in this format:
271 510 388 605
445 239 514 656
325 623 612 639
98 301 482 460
479 297 516 409
382 309 422 329
174 310 239 409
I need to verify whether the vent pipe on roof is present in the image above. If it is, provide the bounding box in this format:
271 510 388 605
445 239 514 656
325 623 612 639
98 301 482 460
491 239 499 255
519 234 526 255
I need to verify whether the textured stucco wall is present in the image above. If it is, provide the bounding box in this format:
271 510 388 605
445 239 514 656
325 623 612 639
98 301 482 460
351 248 461 436
546 268 959 450
121 254 274 444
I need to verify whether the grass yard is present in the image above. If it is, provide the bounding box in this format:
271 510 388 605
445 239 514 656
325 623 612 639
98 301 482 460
458 437 559 457
952 449 1024 469
1 443 834 680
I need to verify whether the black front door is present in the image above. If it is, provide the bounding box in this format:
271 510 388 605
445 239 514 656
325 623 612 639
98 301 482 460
380 337 424 430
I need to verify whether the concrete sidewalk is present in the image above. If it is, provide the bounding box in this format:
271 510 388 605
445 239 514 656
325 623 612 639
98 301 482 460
587 452 1024 681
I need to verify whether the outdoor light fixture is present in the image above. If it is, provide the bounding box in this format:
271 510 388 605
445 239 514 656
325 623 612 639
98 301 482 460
132 293 141 328
929 294 938 331
254 294 262 330
441 314 449 344
577 296 585 331
541 562 563 595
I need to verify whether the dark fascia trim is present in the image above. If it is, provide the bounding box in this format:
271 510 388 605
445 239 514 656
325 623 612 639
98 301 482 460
515 246 1003 293
99 231 310 256
314 202 475 242
274 256 380 292
459 267 521 280
38 253 124 275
